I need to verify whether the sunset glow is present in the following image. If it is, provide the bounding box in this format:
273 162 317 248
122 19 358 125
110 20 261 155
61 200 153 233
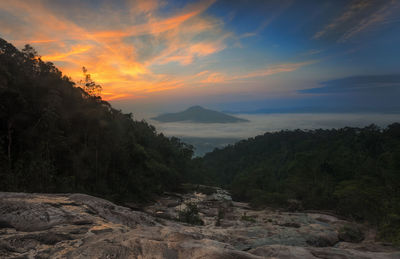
1 0 399 116
0 0 229 101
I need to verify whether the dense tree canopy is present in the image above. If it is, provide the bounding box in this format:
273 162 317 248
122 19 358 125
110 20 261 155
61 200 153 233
1 37 399 245
0 38 193 202
199 124 400 244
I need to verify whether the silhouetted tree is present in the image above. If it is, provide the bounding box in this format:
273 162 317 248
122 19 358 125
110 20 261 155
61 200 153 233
0 38 193 202
78 66 102 97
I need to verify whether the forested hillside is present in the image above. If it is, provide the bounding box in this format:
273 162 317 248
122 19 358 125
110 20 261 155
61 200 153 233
0 38 193 202
1 37 400 245
200 125 400 244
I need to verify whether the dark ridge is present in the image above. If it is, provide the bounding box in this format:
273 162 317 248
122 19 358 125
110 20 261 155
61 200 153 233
152 105 249 123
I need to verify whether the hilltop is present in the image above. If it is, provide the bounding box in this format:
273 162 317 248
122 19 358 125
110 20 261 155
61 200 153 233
152 106 249 123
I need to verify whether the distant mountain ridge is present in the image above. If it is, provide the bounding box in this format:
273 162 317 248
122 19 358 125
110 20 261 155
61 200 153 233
224 106 400 114
152 106 249 123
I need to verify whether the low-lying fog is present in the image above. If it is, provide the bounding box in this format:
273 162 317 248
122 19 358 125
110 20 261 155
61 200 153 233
150 113 400 139
149 113 400 156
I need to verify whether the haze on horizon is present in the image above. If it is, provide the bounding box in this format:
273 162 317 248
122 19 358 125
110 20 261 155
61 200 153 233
1 0 399 117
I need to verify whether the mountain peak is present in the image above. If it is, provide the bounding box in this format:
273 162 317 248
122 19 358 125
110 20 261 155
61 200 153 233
187 105 205 110
152 106 249 123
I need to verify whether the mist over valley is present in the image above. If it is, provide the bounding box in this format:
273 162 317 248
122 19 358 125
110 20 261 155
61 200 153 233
150 113 400 155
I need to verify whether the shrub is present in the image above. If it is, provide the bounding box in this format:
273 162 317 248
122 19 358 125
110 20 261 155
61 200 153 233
241 212 256 223
338 224 364 243
215 207 225 226
378 214 400 246
178 202 204 225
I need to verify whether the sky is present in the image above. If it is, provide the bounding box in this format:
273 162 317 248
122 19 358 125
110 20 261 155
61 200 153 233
1 0 400 119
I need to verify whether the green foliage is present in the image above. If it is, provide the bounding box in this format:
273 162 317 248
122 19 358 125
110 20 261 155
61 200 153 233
178 202 204 225
0 38 193 202
338 224 364 243
215 207 225 226
241 213 256 223
200 124 400 244
378 214 400 246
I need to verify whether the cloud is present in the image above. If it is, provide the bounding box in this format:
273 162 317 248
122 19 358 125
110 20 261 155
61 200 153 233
0 0 328 103
200 72 227 84
155 39 228 65
198 61 316 84
298 49 323 57
233 1 293 49
233 61 316 80
41 45 92 61
314 0 399 42
338 1 399 42
0 0 228 100
298 74 400 94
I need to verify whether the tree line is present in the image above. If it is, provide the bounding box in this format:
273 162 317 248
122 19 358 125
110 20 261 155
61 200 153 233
1 37 399 245
0 38 193 202
196 124 400 245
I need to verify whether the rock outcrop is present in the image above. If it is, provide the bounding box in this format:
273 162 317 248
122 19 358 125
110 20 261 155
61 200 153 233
1 189 399 258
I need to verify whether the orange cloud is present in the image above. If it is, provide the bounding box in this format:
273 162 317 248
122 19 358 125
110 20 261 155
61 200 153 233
30 39 58 44
154 35 228 65
233 61 316 80
197 61 316 84
190 42 224 57
200 72 227 83
101 92 135 101
145 84 183 93
129 0 160 14
41 45 92 61
194 70 210 77
0 0 224 100
0 0 314 102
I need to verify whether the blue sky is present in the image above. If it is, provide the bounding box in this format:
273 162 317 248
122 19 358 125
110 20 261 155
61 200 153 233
0 0 399 117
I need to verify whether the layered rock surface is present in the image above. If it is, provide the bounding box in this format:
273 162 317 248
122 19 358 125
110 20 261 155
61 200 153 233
0 189 399 258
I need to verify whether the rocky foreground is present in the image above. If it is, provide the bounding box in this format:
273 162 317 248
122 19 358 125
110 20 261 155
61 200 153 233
0 188 399 259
